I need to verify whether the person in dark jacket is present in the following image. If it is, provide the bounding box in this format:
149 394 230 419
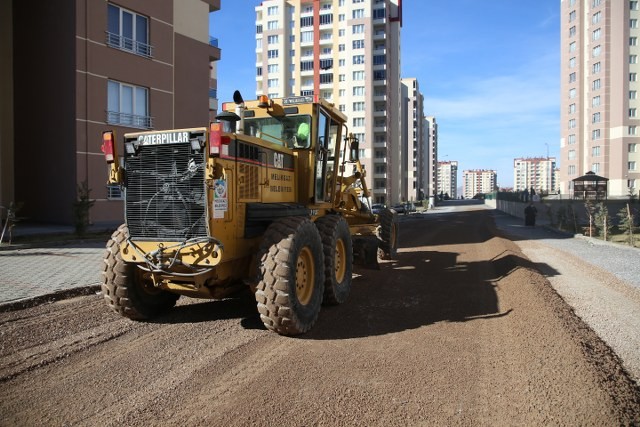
524 202 537 226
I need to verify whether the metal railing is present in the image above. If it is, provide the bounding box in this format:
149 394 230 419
106 111 154 129
106 32 153 58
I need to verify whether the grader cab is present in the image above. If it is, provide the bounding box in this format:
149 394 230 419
100 91 398 335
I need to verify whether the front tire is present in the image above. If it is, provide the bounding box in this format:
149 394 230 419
255 217 325 335
315 215 353 305
377 208 399 260
101 225 179 320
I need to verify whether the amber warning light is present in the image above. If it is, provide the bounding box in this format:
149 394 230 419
101 131 115 163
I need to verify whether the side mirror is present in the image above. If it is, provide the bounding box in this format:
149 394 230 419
349 135 359 162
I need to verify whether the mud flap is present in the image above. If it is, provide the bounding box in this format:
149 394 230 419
352 236 380 270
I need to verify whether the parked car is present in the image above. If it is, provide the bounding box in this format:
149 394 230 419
371 203 385 214
392 204 406 214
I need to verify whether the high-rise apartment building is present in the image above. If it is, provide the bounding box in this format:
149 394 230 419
463 169 497 199
514 157 558 194
437 161 458 199
560 0 640 197
254 0 403 205
401 78 427 202
425 116 438 201
0 0 220 225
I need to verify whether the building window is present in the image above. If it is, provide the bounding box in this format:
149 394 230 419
301 31 313 43
632 19 639 29
352 9 364 19
569 88 576 99
592 45 601 57
319 58 333 69
592 28 601 41
353 117 365 127
568 118 576 129
339 14 345 21
319 73 333 84
353 39 365 49
632 37 638 46
256 25 263 34
630 108 638 117
593 0 601 6
568 134 576 144
373 70 386 80
592 163 600 173
256 67 262 76
592 11 601 24
268 49 279 58
629 161 637 171
353 24 365 34
569 72 576 83
568 149 576 160
593 95 601 107
632 55 638 64
592 79 601 90
631 126 638 136
300 16 313 27
569 26 576 37
592 146 601 156
268 78 278 88
353 102 365 111
569 103 576 114
632 1 639 11
267 35 279 44
353 55 365 65
267 64 279 73
593 112 601 123
631 91 638 100
569 41 576 52
593 62 601 74
319 14 333 25
267 5 278 15
629 142 637 152
267 20 279 30
107 80 151 129
569 57 576 68
353 86 365 96
106 4 152 57
569 10 576 22
568 165 576 175
592 129 601 140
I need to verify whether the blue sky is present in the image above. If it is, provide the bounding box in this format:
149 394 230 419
209 1 560 188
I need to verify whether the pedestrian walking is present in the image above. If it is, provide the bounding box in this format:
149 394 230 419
524 202 537 226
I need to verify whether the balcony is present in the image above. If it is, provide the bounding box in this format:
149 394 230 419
106 111 153 130
105 32 153 58
209 37 221 61
203 0 221 12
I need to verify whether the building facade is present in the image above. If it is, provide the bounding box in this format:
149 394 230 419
401 78 426 202
560 0 640 197
425 115 438 202
513 157 558 194
437 160 458 199
463 169 497 199
0 0 220 225
254 0 403 205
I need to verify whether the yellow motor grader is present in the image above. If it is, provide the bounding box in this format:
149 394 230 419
100 91 398 335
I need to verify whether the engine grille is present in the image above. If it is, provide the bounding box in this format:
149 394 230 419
125 143 208 241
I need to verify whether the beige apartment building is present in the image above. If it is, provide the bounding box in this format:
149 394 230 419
401 78 427 202
437 160 458 199
425 115 438 201
254 0 403 206
0 0 220 225
560 0 640 197
514 157 558 194
463 169 497 200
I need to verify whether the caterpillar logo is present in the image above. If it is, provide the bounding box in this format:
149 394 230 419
274 152 284 169
138 132 190 145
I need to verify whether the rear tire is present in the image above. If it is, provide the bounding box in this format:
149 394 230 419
315 215 352 305
101 225 179 320
377 208 399 260
255 217 325 335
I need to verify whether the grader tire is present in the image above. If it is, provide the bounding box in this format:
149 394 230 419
315 215 353 305
377 208 399 260
255 217 324 335
101 224 179 320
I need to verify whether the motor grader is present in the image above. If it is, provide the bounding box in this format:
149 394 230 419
100 91 398 335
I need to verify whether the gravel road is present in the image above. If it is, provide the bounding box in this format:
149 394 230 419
1 207 639 426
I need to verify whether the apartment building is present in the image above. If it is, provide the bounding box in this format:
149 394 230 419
514 157 557 194
560 0 640 197
401 78 427 202
0 0 220 225
437 160 458 199
254 0 403 206
425 116 439 201
463 169 497 199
